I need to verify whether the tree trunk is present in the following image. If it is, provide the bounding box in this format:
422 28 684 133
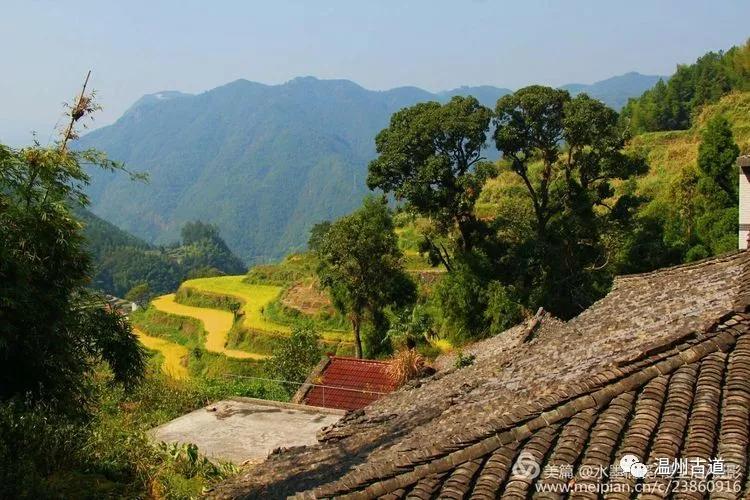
352 316 363 358
456 215 474 253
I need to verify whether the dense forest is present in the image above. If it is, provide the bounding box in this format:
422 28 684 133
622 39 750 132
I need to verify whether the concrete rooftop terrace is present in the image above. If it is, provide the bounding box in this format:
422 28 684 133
150 397 344 464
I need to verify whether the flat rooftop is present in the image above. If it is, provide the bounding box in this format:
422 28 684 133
150 397 344 464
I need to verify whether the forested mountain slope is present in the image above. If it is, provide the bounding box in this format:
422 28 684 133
479 90 750 278
72 204 150 258
74 207 246 297
80 73 659 263
622 39 750 132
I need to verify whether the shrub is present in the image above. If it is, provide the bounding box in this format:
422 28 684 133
0 366 255 499
174 287 242 315
185 266 224 280
265 326 323 394
386 305 435 350
435 261 488 342
125 282 152 307
243 253 317 286
0 400 87 498
262 296 349 332
130 307 205 346
416 342 443 360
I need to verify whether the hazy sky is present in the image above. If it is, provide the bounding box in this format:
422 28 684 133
2 0 749 146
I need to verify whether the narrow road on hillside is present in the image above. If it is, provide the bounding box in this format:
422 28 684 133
151 294 267 360
134 328 189 379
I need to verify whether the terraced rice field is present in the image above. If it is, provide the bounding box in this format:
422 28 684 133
134 328 189 379
136 275 352 374
150 293 266 360
179 276 351 343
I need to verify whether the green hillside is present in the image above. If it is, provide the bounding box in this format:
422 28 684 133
622 39 750 132
79 74 659 264
630 91 750 199
72 204 150 258
480 91 750 211
75 208 246 297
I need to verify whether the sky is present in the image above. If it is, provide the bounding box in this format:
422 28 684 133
1 0 749 146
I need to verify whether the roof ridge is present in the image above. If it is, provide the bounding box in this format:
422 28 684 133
306 311 749 498
613 250 747 284
329 356 391 365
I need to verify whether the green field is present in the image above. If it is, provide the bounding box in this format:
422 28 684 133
180 276 351 342
133 328 189 380
151 293 267 359
134 274 355 376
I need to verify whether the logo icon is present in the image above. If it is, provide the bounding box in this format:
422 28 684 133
512 451 541 479
619 454 639 473
630 462 648 478
620 454 648 478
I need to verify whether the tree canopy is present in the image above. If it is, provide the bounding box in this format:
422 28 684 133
487 87 647 317
494 88 643 238
0 142 146 415
622 39 750 132
313 197 415 357
367 96 495 257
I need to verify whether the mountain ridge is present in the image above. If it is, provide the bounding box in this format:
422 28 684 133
124 71 663 115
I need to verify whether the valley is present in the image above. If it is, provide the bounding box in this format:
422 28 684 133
130 86 750 379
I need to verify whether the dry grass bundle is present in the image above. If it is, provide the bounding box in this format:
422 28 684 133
387 349 427 387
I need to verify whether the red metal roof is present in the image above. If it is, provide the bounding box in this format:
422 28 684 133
304 356 398 411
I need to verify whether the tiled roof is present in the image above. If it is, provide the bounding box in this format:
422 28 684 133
208 251 750 499
304 357 399 411
305 313 750 498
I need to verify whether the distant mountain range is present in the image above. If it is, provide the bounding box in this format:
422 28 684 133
560 72 664 110
80 72 664 263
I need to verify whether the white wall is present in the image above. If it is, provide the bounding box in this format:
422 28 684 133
740 165 750 250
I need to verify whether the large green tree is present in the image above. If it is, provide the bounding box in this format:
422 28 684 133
367 96 494 263
493 86 647 317
314 197 415 357
690 115 740 257
0 143 146 414
697 115 740 199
